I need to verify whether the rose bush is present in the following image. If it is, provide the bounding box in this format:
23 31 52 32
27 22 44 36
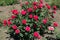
3 0 58 40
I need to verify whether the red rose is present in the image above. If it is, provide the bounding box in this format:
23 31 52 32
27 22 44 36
12 25 17 30
42 19 47 24
7 21 12 26
46 5 51 9
48 26 54 31
27 8 33 13
53 5 57 10
33 5 37 10
34 15 38 21
25 1 29 5
22 19 27 24
37 35 42 39
53 22 58 27
38 3 43 8
53 10 56 14
21 10 26 15
15 29 20 34
33 32 39 38
8 18 12 21
33 1 38 5
29 14 33 18
11 15 16 19
25 26 30 32
12 9 19 15
3 20 7 26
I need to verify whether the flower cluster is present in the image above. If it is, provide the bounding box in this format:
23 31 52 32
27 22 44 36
3 0 58 40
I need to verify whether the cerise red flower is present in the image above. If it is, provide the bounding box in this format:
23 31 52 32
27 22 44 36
11 15 16 19
38 3 43 8
53 22 58 27
29 14 33 19
25 26 31 32
25 1 29 5
33 1 38 5
7 21 12 26
12 25 17 30
42 19 47 24
22 19 27 24
33 15 38 21
40 0 43 3
33 32 39 38
21 10 26 15
12 9 19 15
15 29 20 34
3 20 7 26
52 10 56 14
33 5 37 10
53 5 57 10
27 8 33 13
46 4 51 9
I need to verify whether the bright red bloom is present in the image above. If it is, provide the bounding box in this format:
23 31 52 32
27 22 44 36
38 3 43 8
25 26 30 32
46 5 51 9
48 26 54 31
12 25 17 30
33 5 37 10
53 10 56 14
12 9 19 15
3 20 7 26
53 22 58 27
33 1 38 5
43 19 47 24
7 21 12 26
34 15 38 21
22 19 27 24
21 10 26 15
11 15 16 19
33 32 39 38
29 14 33 18
27 8 33 13
15 29 20 34
53 5 57 10
25 1 29 5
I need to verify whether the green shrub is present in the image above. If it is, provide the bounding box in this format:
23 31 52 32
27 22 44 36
0 0 19 6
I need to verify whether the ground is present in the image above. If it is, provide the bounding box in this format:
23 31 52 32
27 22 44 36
0 0 60 40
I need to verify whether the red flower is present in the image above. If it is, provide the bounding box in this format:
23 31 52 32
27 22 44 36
33 1 38 5
53 5 57 10
29 14 33 18
27 8 33 13
25 26 30 32
25 1 29 5
48 26 54 31
3 20 7 26
11 15 16 19
12 9 19 15
53 22 58 27
38 3 43 8
33 32 39 38
33 5 37 10
15 29 20 34
7 21 12 26
42 19 47 24
21 10 26 15
53 10 56 14
8 18 12 21
22 19 27 24
46 5 51 9
34 15 38 21
37 35 42 39
40 0 43 3
12 25 17 30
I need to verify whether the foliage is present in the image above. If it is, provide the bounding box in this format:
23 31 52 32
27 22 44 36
0 0 19 6
3 0 58 40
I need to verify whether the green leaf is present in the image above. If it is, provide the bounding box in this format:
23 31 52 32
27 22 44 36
19 33 23 37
